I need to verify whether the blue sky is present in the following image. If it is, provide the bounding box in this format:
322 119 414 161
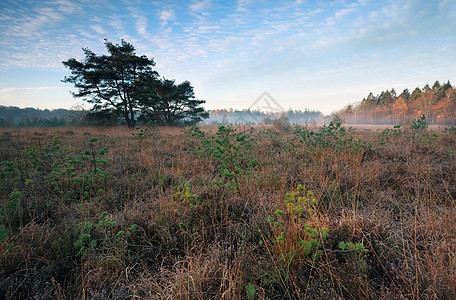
0 0 455 114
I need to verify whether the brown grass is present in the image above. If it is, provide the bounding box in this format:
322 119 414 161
0 124 455 299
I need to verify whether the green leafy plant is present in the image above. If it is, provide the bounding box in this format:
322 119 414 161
446 125 456 135
73 221 97 256
46 137 111 202
0 190 24 236
173 182 200 205
338 241 368 254
0 190 22 241
245 282 256 300
131 126 158 152
410 114 428 131
293 122 371 157
337 240 370 286
189 125 256 195
74 212 138 256
377 126 402 145
409 114 438 145
0 224 8 242
132 127 147 153
10 137 71 185
267 185 329 266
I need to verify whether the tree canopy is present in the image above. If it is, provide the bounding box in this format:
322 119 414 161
137 78 209 125
62 40 208 127
338 80 456 125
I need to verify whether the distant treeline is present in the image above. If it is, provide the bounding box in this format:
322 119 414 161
204 108 323 125
0 106 323 128
0 106 86 128
3 80 455 128
337 80 456 125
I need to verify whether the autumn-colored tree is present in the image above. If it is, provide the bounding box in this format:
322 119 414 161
409 87 422 104
435 87 456 124
339 81 455 124
398 88 410 102
392 96 408 123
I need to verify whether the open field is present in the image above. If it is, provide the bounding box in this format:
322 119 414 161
1 123 456 299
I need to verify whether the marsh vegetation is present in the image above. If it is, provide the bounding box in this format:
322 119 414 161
1 121 455 299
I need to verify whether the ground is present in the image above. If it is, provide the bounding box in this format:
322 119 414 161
0 123 455 299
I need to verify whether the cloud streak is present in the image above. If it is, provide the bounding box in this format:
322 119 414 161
0 87 67 98
0 0 455 113
159 9 175 27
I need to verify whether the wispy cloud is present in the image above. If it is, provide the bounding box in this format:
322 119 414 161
4 7 65 40
236 0 252 12
90 24 107 35
52 0 80 14
136 15 148 36
126 6 150 39
0 87 66 98
159 9 175 27
190 0 211 14
0 0 454 112
324 5 357 26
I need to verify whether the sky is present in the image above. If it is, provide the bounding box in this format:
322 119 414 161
0 0 455 115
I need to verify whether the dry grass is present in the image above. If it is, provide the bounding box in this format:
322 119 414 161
0 123 455 299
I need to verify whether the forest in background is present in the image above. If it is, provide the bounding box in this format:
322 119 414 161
2 80 456 127
0 106 323 127
337 80 456 125
0 106 79 127
204 108 323 125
